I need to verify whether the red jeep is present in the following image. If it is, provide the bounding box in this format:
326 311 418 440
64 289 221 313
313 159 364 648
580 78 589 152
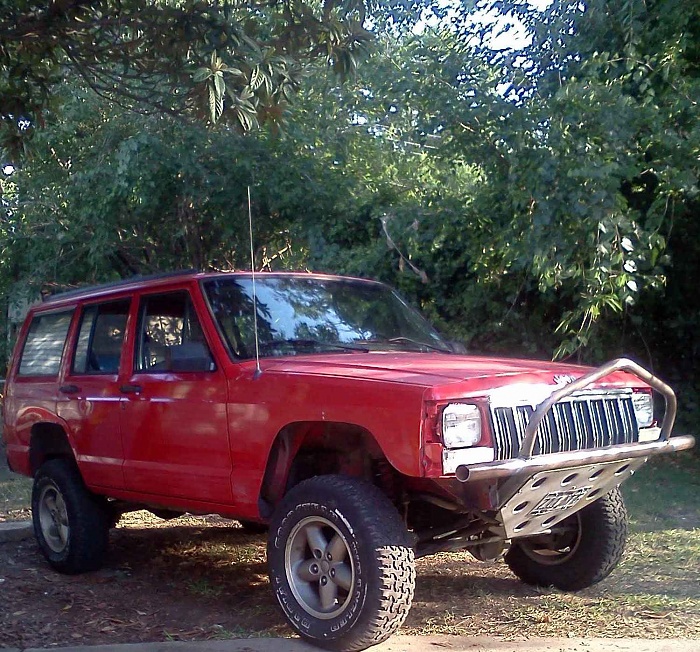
2 270 695 650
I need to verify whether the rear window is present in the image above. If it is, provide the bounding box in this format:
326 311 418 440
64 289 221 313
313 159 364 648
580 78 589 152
18 310 74 377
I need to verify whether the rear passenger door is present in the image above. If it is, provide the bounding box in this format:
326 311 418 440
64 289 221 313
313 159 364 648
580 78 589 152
119 289 232 505
57 299 131 490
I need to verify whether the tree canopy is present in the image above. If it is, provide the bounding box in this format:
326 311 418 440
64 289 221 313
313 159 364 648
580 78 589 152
2 0 700 424
0 0 374 155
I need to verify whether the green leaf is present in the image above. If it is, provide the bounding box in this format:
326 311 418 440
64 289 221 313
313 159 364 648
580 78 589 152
214 72 225 98
193 68 211 83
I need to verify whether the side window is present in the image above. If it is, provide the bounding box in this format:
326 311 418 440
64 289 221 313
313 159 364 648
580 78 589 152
72 300 130 375
136 291 215 373
18 310 74 377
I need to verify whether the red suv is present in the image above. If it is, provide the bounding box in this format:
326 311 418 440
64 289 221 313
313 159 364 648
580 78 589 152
2 270 695 651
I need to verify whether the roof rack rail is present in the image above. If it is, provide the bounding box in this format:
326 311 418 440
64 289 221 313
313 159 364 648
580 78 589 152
42 269 200 303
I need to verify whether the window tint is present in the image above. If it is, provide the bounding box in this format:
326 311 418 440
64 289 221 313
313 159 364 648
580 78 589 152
18 311 74 376
73 300 130 375
136 291 215 373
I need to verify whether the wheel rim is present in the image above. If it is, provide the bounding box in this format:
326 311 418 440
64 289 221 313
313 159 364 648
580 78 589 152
519 512 582 566
285 515 356 620
38 483 70 554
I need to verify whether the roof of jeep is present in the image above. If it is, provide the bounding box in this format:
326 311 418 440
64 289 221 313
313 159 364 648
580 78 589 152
39 269 383 308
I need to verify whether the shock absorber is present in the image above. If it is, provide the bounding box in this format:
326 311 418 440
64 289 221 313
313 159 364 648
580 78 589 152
374 458 399 503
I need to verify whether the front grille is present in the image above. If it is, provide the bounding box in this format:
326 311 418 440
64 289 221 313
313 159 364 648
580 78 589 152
490 393 638 460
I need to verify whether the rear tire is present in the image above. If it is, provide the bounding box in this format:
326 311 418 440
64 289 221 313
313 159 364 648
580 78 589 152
32 459 110 574
268 475 415 651
505 487 628 590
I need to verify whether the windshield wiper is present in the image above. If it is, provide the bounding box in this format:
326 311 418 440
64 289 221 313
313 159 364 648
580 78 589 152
259 339 369 353
361 336 450 353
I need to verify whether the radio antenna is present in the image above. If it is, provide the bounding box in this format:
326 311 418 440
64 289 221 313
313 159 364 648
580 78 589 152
248 185 262 378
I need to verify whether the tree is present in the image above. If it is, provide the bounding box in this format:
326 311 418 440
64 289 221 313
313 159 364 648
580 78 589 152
434 0 700 358
0 0 373 157
4 0 699 385
1 79 371 299
282 0 699 364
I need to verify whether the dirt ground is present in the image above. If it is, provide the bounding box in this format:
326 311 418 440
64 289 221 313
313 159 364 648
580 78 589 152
2 449 699 649
0 511 287 649
3 511 700 649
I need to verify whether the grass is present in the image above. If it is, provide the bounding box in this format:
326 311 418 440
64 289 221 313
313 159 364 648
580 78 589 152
186 578 225 598
0 444 32 518
405 451 700 638
624 450 700 530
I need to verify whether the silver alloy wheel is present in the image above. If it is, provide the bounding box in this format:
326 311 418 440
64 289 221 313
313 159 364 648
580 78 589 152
38 483 69 553
519 512 583 566
284 515 355 620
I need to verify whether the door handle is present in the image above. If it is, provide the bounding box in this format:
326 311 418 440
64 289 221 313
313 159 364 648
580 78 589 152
119 384 143 394
59 384 80 394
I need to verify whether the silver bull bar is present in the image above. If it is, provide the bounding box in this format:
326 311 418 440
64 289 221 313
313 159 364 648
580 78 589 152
456 357 695 484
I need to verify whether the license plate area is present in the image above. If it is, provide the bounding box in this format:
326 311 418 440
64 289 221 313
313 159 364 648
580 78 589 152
498 457 646 538
530 487 591 516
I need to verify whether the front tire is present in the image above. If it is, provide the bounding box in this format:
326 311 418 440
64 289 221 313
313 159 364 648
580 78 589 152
268 475 415 651
32 459 110 574
505 487 628 590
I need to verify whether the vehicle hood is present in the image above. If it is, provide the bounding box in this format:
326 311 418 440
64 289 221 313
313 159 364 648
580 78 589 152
261 352 640 395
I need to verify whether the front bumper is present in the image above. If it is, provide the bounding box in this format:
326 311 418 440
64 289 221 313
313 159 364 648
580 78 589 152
453 357 695 538
455 434 695 483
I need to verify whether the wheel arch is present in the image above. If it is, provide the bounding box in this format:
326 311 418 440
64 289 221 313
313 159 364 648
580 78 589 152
258 420 399 519
29 422 76 475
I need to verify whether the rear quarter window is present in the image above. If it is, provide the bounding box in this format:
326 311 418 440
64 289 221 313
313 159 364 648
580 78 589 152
18 310 74 377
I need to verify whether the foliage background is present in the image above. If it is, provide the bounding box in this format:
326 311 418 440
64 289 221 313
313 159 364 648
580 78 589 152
1 0 699 429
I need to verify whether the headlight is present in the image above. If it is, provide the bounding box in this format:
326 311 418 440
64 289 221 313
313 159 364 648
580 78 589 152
442 404 481 449
632 391 654 428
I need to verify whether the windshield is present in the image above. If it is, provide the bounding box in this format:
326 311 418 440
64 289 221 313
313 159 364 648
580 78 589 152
203 276 451 359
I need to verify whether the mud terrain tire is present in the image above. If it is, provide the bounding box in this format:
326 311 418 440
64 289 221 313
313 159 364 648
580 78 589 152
268 475 415 651
32 459 110 574
505 487 628 590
